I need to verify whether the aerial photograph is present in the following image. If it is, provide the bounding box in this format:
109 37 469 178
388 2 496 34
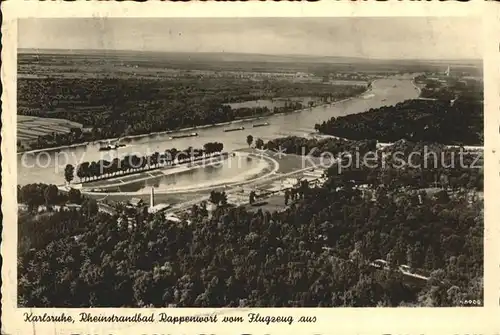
17 17 483 308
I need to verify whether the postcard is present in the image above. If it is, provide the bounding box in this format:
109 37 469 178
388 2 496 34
2 1 499 335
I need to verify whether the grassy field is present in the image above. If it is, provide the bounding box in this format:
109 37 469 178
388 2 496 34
17 115 82 143
89 191 207 207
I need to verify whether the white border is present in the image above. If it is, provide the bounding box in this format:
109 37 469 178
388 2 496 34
2 2 499 335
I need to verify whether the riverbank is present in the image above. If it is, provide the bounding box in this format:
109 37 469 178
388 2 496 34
78 155 233 191
411 77 422 96
17 87 372 156
78 151 280 196
75 152 233 188
314 76 486 147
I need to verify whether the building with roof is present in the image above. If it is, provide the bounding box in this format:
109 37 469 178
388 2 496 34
165 215 182 223
129 198 144 207
147 187 171 214
149 203 171 214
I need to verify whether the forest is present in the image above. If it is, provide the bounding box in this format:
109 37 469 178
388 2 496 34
17 77 365 151
264 137 483 192
18 183 84 211
18 139 483 308
414 74 483 102
264 136 377 157
315 99 483 146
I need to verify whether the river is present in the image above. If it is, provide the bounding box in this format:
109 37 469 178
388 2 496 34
17 76 419 186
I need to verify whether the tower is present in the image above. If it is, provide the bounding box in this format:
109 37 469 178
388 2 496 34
445 65 451 77
150 187 155 208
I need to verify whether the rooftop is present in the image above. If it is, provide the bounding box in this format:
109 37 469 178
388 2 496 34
148 203 171 214
129 198 143 206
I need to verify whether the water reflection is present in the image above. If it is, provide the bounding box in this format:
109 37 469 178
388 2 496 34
96 154 271 193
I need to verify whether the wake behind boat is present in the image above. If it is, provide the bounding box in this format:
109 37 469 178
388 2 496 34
223 126 245 133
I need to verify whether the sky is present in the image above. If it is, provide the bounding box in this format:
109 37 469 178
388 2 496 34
18 17 482 60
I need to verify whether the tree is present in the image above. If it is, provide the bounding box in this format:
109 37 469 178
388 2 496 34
64 164 75 184
70 127 83 139
77 162 89 182
209 191 218 205
18 133 483 308
220 192 228 206
284 189 290 205
84 198 99 217
439 174 449 190
246 135 254 147
209 191 227 206
255 138 264 149
43 184 59 206
249 191 256 205
67 188 82 204
298 179 310 198
434 190 450 204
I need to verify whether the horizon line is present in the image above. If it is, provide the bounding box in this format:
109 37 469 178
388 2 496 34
17 47 482 63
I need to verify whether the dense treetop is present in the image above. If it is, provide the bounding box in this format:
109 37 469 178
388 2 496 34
70 142 224 183
315 99 483 146
18 140 483 308
414 74 483 102
18 77 365 151
17 70 483 308
267 137 483 192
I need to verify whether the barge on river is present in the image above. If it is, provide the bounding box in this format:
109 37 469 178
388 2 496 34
223 126 245 133
99 143 125 151
252 122 270 128
169 132 198 140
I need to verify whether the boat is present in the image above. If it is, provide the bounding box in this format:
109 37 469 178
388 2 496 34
382 99 387 102
169 132 198 140
223 126 245 133
98 144 124 151
98 141 125 151
99 145 113 151
252 122 270 128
